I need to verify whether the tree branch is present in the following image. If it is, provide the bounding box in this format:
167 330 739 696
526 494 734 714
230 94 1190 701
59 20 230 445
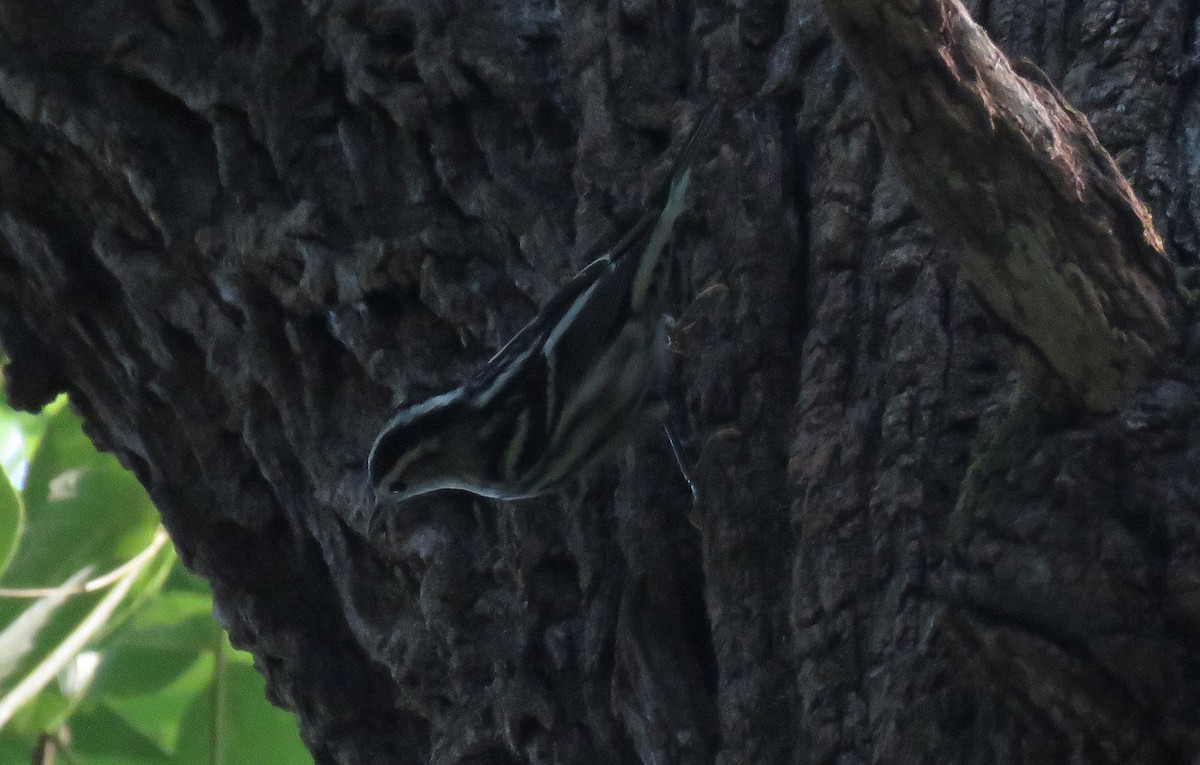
819 0 1183 413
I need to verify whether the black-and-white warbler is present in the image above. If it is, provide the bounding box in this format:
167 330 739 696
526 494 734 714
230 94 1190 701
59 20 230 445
367 107 717 504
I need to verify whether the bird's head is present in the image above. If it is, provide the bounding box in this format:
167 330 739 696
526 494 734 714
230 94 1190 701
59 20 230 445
367 392 492 504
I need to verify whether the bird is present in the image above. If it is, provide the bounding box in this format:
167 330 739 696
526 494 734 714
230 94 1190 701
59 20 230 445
367 106 718 509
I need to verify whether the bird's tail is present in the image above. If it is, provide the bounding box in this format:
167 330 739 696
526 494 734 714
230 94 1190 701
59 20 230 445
627 105 720 309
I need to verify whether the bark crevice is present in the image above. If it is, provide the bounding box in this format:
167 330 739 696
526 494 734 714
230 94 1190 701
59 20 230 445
2 1 1199 763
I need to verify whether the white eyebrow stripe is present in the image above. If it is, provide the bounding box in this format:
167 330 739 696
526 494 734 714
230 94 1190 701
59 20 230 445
544 279 602 355
382 442 433 489
502 408 531 478
474 344 536 404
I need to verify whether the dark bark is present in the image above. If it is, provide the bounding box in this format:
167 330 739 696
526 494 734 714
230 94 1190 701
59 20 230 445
0 1 1198 764
820 0 1182 414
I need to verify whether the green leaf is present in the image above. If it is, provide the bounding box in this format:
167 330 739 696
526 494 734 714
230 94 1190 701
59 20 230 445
0 730 36 765
96 545 178 645
0 532 171 729
97 561 221 649
0 390 56 489
0 567 92 685
98 655 214 754
0 470 24 581
92 644 206 699
3 405 159 589
0 681 73 737
161 564 214 597
68 703 173 764
171 643 315 765
88 571 220 753
0 392 312 763
218 661 314 765
0 589 98 680
92 582 219 702
99 590 221 659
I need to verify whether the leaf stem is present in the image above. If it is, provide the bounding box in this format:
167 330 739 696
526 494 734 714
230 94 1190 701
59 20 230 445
0 528 170 729
0 530 170 598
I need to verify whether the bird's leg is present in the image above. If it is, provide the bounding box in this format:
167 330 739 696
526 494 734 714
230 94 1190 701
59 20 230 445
663 419 699 505
655 309 702 508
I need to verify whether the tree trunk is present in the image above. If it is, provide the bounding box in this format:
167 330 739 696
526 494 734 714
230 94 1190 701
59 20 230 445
1 0 1198 763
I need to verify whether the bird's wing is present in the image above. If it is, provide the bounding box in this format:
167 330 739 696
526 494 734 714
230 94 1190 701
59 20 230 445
467 255 614 402
466 105 718 405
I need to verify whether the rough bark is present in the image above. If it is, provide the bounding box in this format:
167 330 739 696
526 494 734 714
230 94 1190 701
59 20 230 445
0 1 1198 764
819 0 1182 414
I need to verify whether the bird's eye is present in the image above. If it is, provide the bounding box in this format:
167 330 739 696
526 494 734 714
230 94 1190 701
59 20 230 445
390 481 408 495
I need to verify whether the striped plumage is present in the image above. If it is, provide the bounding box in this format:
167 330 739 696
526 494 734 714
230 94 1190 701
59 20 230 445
367 107 717 503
